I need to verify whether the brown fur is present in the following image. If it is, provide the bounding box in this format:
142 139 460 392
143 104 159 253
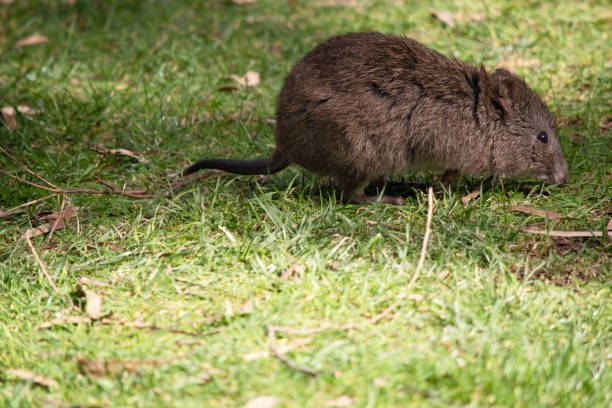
175 32 569 204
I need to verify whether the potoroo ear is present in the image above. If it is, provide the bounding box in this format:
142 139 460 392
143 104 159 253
493 68 523 116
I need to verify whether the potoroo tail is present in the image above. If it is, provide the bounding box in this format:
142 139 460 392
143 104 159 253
170 150 290 178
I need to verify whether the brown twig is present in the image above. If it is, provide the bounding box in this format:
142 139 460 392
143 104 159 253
92 176 152 198
0 145 152 198
451 216 608 238
24 235 61 294
0 168 58 192
0 168 152 199
0 145 60 189
94 179 146 195
267 187 435 375
90 145 148 163
93 176 120 190
47 194 67 241
107 318 221 337
0 193 58 218
62 187 151 198
521 227 605 238
406 185 434 285
267 326 319 376
24 234 79 311
37 314 221 336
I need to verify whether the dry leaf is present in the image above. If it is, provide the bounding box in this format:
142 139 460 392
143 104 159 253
5 369 58 389
280 263 305 279
0 0 15 4
91 145 148 163
500 57 540 71
240 349 267 362
468 12 487 21
48 204 77 236
461 188 481 205
507 205 563 220
70 77 80 86
1 105 39 115
77 276 109 287
244 396 278 408
232 0 257 3
97 241 122 251
24 224 51 239
17 34 48 47
236 294 270 314
36 315 92 329
231 71 260 87
224 299 234 317
514 57 539 67
245 16 267 23
40 243 58 249
77 356 140 378
312 0 357 6
372 377 389 387
77 358 114 377
201 363 225 376
236 299 254 314
123 318 151 329
1 106 17 131
176 338 202 346
429 10 456 28
325 395 355 407
84 289 103 320
16 105 39 115
600 116 612 134
24 204 78 239
607 218 612 231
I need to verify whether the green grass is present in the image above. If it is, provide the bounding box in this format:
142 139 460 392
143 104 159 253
1 0 610 407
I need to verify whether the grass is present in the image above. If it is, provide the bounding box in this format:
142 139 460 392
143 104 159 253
0 0 610 406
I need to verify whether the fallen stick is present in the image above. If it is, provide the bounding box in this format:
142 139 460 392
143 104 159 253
267 326 319 376
24 233 78 311
404 185 434 285
0 145 60 189
91 145 148 163
0 193 58 218
0 168 152 199
1 145 152 198
0 168 58 192
452 216 609 238
522 227 607 238
92 176 152 199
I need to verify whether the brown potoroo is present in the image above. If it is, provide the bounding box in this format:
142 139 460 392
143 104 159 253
172 32 569 204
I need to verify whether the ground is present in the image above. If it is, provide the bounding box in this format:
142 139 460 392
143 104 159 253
0 1 610 407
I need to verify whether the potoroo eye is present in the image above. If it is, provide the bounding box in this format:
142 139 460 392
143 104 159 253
537 132 548 144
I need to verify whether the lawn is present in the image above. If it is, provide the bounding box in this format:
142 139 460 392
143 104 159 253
0 0 610 407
